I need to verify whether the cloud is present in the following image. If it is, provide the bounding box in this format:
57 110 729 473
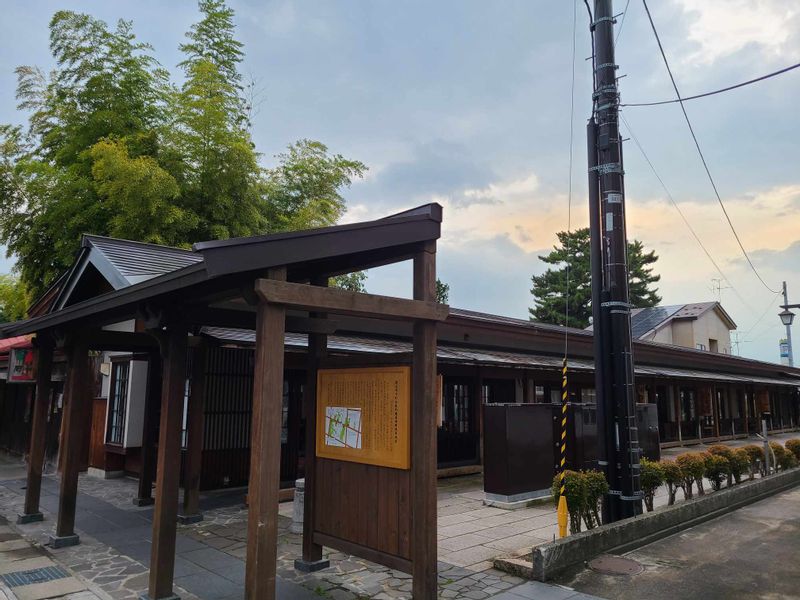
674 0 800 65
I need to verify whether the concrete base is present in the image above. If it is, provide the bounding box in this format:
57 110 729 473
49 533 80 548
132 496 155 507
88 467 124 479
138 594 180 600
17 512 43 524
485 490 550 510
294 557 330 573
177 512 203 525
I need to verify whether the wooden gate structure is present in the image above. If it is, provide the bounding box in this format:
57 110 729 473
2 204 446 600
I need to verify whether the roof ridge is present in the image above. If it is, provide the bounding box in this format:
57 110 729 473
82 234 198 255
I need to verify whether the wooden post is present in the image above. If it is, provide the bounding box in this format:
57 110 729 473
179 343 207 524
674 384 682 445
712 386 721 440
245 268 286 600
412 242 438 599
134 354 161 506
296 276 330 572
145 323 188 600
18 336 54 524
51 339 90 548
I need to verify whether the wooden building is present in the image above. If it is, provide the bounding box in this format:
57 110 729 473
1 203 799 599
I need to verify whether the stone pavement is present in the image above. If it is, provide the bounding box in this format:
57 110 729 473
0 514 101 600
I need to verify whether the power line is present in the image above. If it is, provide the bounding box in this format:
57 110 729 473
622 61 800 107
641 0 779 295
743 291 781 338
619 112 753 312
614 0 631 47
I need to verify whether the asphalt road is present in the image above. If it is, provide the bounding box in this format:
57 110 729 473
557 486 800 600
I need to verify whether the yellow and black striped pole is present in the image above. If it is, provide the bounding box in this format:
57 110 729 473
557 357 569 537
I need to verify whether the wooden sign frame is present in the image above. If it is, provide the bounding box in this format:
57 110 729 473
315 366 411 470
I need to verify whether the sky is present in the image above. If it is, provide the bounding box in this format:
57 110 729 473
1 0 800 363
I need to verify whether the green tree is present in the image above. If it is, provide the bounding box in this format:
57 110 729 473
0 274 29 323
530 228 661 328
330 271 367 293
435 279 450 304
263 140 366 233
1 2 367 300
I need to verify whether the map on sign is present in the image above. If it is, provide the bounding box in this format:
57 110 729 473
325 407 362 449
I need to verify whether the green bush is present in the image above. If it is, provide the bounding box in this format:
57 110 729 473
551 469 609 533
785 439 800 462
676 452 707 498
660 460 683 505
551 470 586 534
640 458 665 512
730 448 751 484
742 444 764 478
769 442 787 472
704 454 730 491
583 470 609 529
708 444 735 486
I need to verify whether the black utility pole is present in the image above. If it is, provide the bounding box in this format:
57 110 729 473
587 0 643 521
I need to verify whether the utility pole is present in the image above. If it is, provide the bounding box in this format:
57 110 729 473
587 0 643 522
781 281 794 367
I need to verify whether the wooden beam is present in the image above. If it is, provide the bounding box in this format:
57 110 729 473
179 343 207 524
18 338 54 524
296 276 329 572
146 323 188 600
255 279 449 322
51 340 90 548
186 307 338 334
411 242 438 599
84 330 159 351
245 268 287 600
134 354 161 506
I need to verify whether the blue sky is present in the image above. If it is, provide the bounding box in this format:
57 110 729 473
2 0 800 363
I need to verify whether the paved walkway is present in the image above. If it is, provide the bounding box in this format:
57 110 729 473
556 486 800 599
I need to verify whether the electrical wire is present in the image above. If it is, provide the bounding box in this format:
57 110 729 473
614 0 631 47
641 0 780 295
622 61 800 107
743 291 782 338
619 112 753 312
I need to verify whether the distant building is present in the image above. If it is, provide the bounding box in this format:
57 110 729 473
630 302 736 354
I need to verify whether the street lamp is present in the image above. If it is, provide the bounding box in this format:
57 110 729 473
779 308 795 327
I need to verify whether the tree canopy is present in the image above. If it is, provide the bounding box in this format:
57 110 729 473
0 2 366 299
530 228 661 328
0 275 28 323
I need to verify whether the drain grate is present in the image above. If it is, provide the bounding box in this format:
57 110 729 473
1 566 70 588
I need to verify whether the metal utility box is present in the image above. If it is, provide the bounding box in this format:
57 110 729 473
483 403 554 505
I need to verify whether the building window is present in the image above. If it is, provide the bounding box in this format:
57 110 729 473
709 338 719 353
106 361 130 445
696 343 706 351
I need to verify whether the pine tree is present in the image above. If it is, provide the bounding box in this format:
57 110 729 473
530 228 661 328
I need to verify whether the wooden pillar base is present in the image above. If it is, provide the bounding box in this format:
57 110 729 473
133 497 155 507
49 534 80 548
294 558 330 573
17 512 44 524
176 512 203 525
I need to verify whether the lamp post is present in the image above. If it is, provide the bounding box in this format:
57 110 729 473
779 281 798 367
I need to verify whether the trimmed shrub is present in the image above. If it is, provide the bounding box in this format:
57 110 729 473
769 442 787 472
785 439 800 462
551 470 587 534
583 470 609 529
730 448 751 484
676 452 707 497
704 453 730 491
708 444 735 486
640 458 665 512
551 469 610 533
742 444 764 478
660 460 683 505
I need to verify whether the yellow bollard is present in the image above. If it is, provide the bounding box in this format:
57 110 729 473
557 494 568 538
